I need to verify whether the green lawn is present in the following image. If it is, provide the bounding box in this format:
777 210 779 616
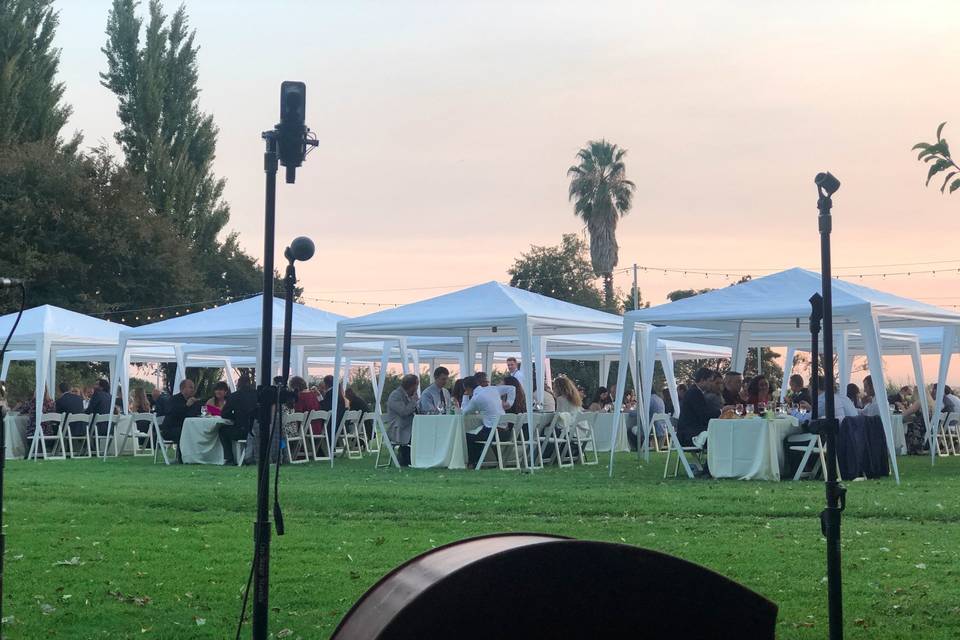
2 453 959 639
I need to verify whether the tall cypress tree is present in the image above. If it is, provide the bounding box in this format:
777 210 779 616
0 0 74 147
100 0 228 247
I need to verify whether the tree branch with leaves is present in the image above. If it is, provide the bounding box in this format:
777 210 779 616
913 122 960 194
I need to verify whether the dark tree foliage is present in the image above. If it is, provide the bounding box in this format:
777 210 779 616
0 0 74 147
913 122 960 195
508 234 605 310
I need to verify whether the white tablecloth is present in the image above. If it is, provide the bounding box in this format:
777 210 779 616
707 417 801 481
180 417 230 465
891 414 906 455
589 413 630 453
4 414 29 459
410 415 476 469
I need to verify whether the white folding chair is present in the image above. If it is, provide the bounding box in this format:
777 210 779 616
934 412 954 456
663 422 701 479
128 413 159 457
943 412 960 455
62 413 92 459
649 412 673 453
152 416 176 465
474 414 519 471
373 415 402 469
89 414 115 458
362 413 381 453
282 412 310 463
539 412 575 468
569 412 599 465
340 410 364 460
515 412 548 470
788 433 826 480
29 413 66 460
305 410 332 461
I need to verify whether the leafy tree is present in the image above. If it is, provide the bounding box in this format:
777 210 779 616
0 143 202 316
666 288 713 302
508 234 605 310
0 0 74 147
567 140 636 310
620 285 650 311
912 122 960 194
101 0 228 248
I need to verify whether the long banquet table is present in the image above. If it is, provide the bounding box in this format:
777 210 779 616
410 414 481 469
3 413 29 459
180 417 230 464
706 416 801 481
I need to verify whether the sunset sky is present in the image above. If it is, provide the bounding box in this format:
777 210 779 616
52 0 960 384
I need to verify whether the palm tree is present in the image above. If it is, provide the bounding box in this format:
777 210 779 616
567 139 636 310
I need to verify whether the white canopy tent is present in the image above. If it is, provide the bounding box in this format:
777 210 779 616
332 282 627 468
608 268 960 481
0 305 123 426
105 295 348 450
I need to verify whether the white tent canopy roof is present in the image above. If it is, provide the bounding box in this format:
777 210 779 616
120 295 346 346
337 281 624 338
628 268 960 331
0 305 122 349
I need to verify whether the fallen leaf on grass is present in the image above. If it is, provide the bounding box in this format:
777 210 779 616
277 630 293 638
39 603 56 615
194 617 205 626
54 557 82 566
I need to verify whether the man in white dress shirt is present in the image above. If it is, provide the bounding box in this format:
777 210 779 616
816 384 860 421
460 374 516 466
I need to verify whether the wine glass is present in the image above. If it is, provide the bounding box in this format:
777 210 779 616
746 403 754 416
735 404 744 417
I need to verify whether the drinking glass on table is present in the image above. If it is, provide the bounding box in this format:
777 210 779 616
746 403 754 416
200 404 208 418
735 404 744 417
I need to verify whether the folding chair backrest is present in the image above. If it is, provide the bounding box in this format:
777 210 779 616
130 412 156 423
343 410 362 425
497 413 517 428
283 412 306 426
66 413 91 426
40 412 65 426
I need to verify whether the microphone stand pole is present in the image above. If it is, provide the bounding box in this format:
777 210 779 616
815 175 846 640
809 294 822 422
252 129 279 640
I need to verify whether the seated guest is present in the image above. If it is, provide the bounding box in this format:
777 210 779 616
205 381 229 417
577 384 589 409
553 376 583 414
630 385 668 451
815 383 860 421
417 366 452 415
720 372 742 406
451 379 466 409
30 391 57 436
845 383 862 410
474 371 490 387
289 375 323 435
676 383 688 406
944 385 960 413
787 374 812 406
385 374 419 466
319 374 346 432
662 388 675 416
129 387 152 414
151 387 172 417
85 379 112 416
588 387 612 412
160 379 201 461
901 385 937 454
461 375 516 466
745 375 771 409
677 367 721 448
55 382 84 416
345 388 372 439
501 375 527 415
622 390 637 411
220 375 258 465
704 371 724 415
861 376 880 417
